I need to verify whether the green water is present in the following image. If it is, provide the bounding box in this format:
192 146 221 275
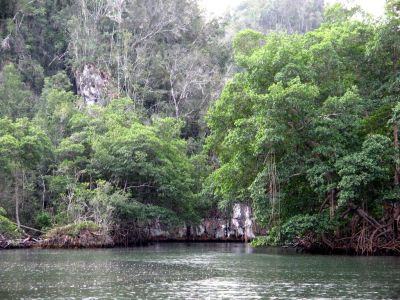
0 243 399 299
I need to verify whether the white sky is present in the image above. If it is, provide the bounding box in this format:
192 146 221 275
200 0 386 17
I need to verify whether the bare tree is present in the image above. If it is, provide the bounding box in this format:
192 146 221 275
67 0 227 122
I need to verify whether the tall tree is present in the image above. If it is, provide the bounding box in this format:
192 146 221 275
0 118 51 227
0 63 33 119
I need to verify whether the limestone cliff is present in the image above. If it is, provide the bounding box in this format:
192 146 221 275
75 64 115 105
149 203 256 242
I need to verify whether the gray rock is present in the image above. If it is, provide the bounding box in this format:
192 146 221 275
148 203 255 242
75 64 114 106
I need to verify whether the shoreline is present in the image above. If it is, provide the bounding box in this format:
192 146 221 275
2 239 400 256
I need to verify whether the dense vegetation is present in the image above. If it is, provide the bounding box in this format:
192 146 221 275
0 0 219 242
0 0 399 253
228 0 324 34
207 2 400 253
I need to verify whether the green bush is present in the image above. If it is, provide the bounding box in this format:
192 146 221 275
0 215 22 239
251 226 281 247
0 207 7 217
280 214 320 243
54 211 68 226
252 213 338 247
280 213 338 245
34 211 52 230
113 200 181 226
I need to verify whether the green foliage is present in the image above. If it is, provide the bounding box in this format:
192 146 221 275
46 221 100 238
0 0 71 83
35 96 201 230
359 104 393 137
251 213 340 247
251 226 281 247
34 73 77 144
90 109 196 220
336 135 393 206
323 3 361 24
113 200 181 226
0 118 52 174
233 29 266 60
230 0 324 34
0 64 33 120
206 3 399 245
280 214 323 244
0 0 397 248
249 168 272 227
0 215 22 239
34 211 52 231
0 207 7 217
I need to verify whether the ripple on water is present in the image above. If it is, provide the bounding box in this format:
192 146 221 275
0 244 399 299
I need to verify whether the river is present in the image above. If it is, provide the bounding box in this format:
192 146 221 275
0 243 399 299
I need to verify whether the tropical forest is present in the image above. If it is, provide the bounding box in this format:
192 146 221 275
0 0 400 298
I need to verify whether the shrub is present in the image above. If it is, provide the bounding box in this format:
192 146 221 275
280 214 320 244
0 207 7 217
34 211 52 230
0 214 22 239
252 213 338 247
251 226 281 247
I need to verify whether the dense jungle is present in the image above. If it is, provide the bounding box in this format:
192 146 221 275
0 0 399 256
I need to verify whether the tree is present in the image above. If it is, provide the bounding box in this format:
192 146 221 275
336 135 393 207
90 112 196 220
206 3 394 234
0 0 72 92
228 0 324 35
67 0 228 133
307 89 364 218
0 64 33 119
34 72 77 144
0 118 51 227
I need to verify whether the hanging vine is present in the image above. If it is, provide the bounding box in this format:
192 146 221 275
250 151 281 231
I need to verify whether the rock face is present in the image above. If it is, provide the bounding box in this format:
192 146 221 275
149 203 256 242
41 229 114 249
75 64 114 106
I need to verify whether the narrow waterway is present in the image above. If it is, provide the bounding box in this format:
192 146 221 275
0 243 399 299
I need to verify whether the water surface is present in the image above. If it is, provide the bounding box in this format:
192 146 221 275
0 243 399 299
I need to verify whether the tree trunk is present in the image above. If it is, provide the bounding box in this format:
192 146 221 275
14 171 20 228
329 188 336 219
41 175 46 210
394 124 399 186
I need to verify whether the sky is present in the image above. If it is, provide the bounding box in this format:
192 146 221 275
200 0 386 17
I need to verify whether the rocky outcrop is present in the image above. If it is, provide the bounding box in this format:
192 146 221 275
149 203 256 242
75 64 115 106
2 205 256 249
40 222 114 249
40 229 114 249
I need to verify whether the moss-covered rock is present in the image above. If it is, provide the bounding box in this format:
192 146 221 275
45 221 100 238
42 221 113 248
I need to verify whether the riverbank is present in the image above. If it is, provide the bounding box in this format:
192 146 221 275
0 235 38 249
0 234 251 250
251 237 400 256
250 239 400 256
0 223 251 250
2 237 400 256
2 205 399 255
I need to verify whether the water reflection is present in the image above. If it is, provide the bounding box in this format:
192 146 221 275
0 243 399 299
